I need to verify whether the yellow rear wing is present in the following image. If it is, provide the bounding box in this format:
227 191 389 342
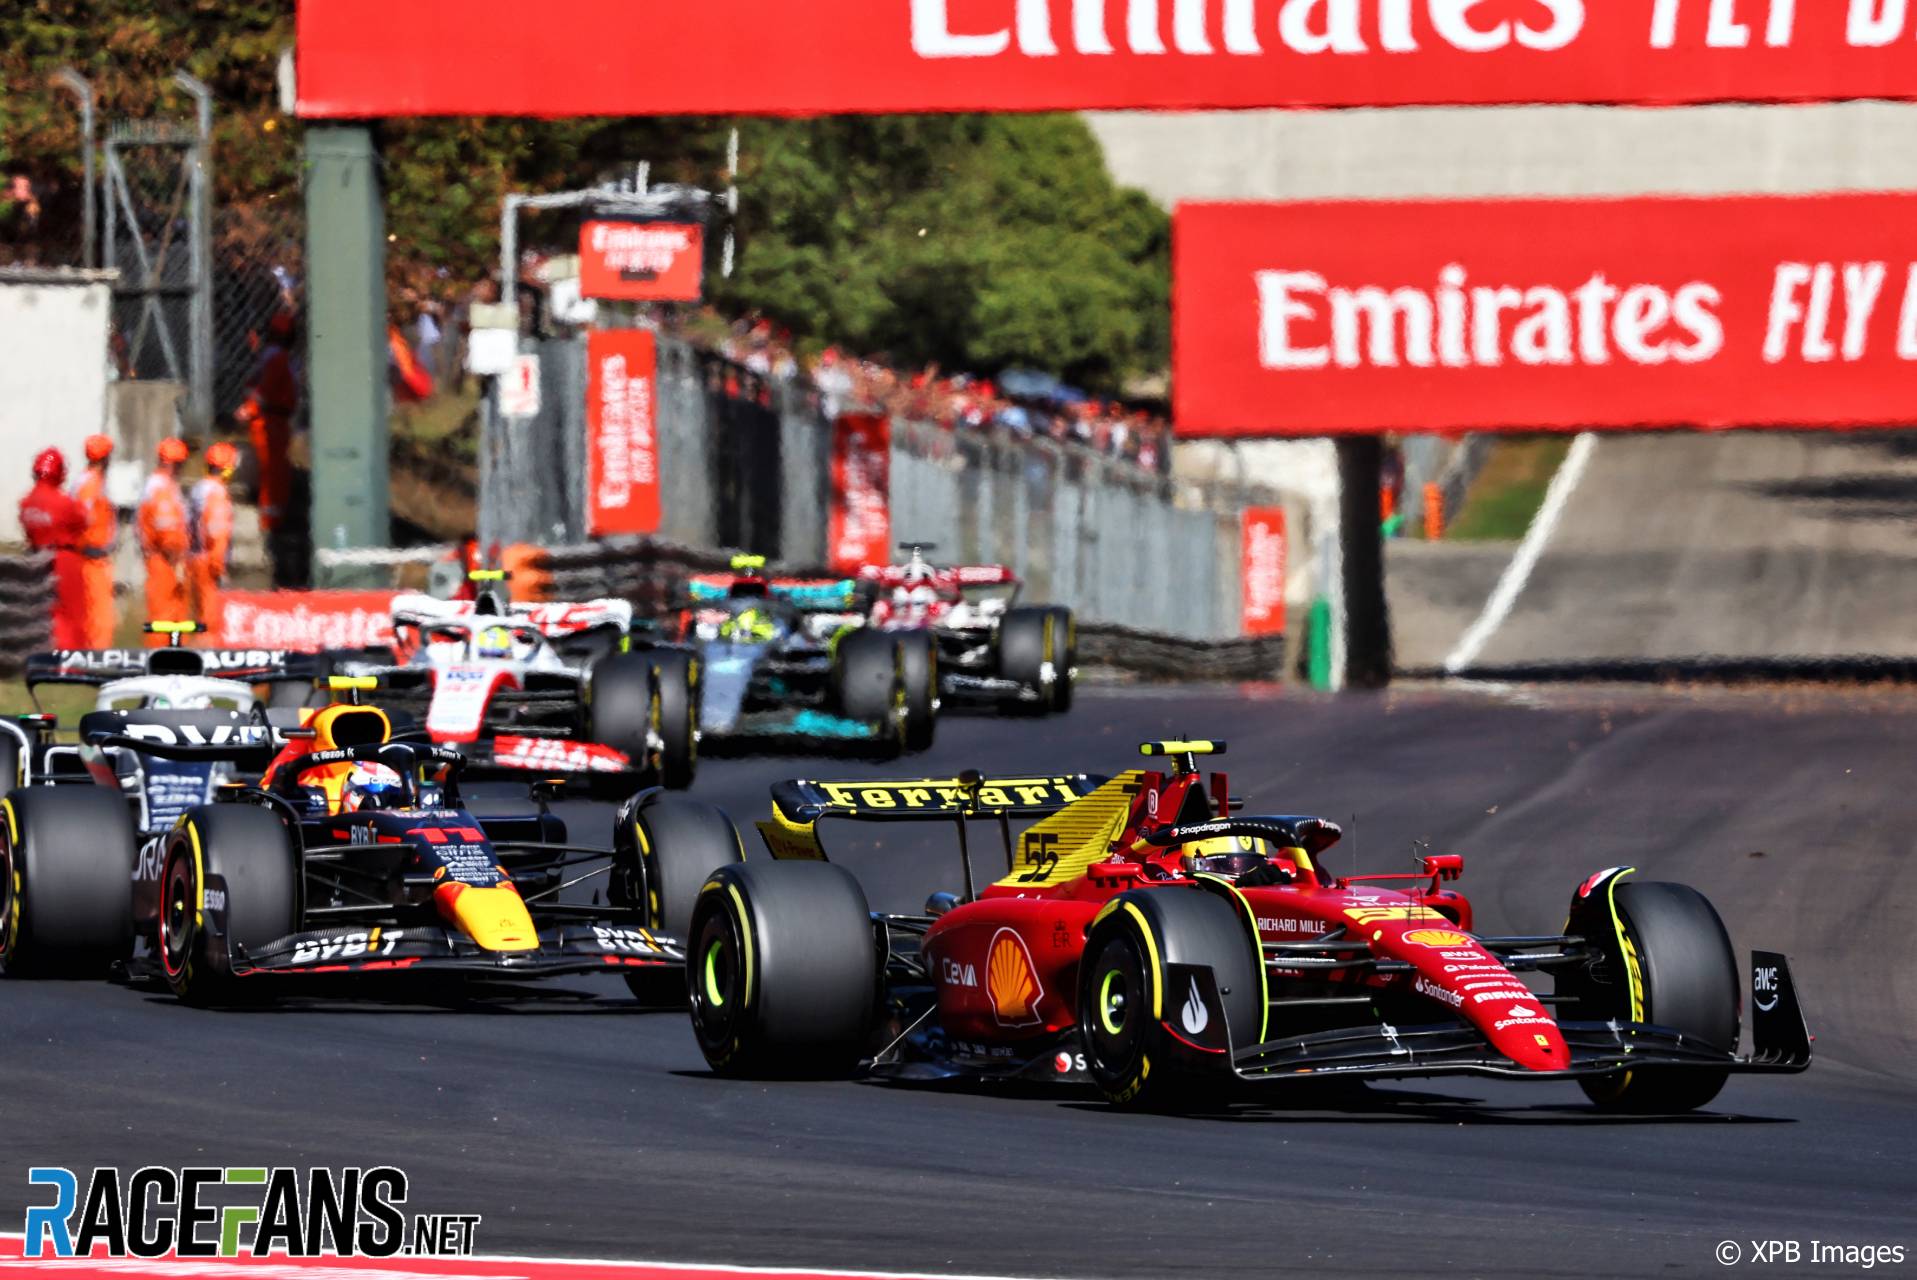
757 773 1108 892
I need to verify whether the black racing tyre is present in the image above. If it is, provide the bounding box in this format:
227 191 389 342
895 630 937 753
687 861 879 1077
613 793 745 1006
159 804 299 1006
0 787 138 978
0 730 23 791
833 631 905 756
996 606 1063 714
1079 887 1263 1110
1573 880 1739 1113
1045 607 1076 713
588 651 660 769
647 651 698 790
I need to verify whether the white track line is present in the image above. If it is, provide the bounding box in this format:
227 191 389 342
1443 432 1598 675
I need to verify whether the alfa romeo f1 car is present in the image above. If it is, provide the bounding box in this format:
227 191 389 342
0 680 742 1003
676 556 934 755
331 579 696 789
860 544 1073 715
688 741 1811 1111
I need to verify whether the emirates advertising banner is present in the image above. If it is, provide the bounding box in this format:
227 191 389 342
579 222 705 302
1175 192 1917 436
1241 507 1288 636
218 591 398 652
586 329 663 536
298 0 1917 117
829 415 893 574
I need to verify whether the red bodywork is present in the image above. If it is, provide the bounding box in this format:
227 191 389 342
918 761 1570 1074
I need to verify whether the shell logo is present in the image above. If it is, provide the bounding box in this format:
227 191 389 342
1404 928 1474 948
986 927 1045 1028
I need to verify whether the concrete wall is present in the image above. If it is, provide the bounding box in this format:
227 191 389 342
0 270 116 542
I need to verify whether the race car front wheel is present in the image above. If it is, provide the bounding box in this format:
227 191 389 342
1078 887 1263 1110
0 787 137 978
1565 878 1738 1113
687 862 878 1077
613 792 744 1006
160 805 299 1005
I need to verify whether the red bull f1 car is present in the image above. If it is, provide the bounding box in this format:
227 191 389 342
0 680 742 1004
331 579 696 790
687 741 1811 1111
859 543 1073 715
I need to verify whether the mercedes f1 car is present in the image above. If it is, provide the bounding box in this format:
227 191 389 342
330 578 696 790
0 680 742 1003
675 556 935 755
859 544 1073 715
687 740 1811 1112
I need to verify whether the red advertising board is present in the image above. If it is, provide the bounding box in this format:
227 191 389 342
218 591 397 652
1175 191 1917 436
1241 507 1287 635
585 329 663 536
579 222 705 302
298 0 1917 117
829 414 892 574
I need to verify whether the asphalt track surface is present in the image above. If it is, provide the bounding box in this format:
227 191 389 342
3 685 1915 1278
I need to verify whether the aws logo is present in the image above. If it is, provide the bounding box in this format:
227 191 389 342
986 928 1044 1028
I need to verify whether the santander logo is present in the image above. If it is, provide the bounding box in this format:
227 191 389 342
910 0 1586 60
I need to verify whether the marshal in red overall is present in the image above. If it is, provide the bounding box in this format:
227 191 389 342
687 741 1811 1111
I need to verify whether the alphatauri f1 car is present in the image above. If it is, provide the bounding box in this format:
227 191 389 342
0 679 742 1002
860 543 1073 716
689 741 1811 1111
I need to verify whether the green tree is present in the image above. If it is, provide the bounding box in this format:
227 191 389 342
0 5 1167 387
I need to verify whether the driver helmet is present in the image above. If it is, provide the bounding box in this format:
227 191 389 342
1182 834 1272 880
721 607 776 643
341 761 406 812
475 624 515 659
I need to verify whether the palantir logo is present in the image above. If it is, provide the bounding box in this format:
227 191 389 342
24 1166 480 1260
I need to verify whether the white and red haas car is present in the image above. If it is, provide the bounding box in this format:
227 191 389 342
332 584 697 790
860 543 1075 715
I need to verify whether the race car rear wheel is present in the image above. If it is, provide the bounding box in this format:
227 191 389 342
997 606 1063 715
588 652 662 778
648 651 698 790
613 792 744 1006
687 861 879 1077
1569 879 1738 1113
160 805 299 1006
0 787 138 978
1078 887 1263 1110
896 630 937 753
833 631 906 758
1045 607 1076 713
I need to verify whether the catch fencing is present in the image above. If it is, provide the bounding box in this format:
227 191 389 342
481 333 1279 641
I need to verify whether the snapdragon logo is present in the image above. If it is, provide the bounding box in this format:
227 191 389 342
24 1166 480 1260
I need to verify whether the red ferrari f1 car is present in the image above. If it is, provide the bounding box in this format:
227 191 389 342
686 741 1811 1111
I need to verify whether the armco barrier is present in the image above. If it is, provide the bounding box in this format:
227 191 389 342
0 553 54 678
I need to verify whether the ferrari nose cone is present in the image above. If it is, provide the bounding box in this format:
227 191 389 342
1482 999 1570 1071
